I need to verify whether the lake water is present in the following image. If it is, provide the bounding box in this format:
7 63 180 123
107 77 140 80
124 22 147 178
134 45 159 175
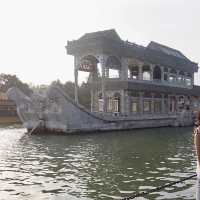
0 125 198 200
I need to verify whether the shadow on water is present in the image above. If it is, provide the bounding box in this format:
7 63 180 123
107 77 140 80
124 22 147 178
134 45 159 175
0 126 197 200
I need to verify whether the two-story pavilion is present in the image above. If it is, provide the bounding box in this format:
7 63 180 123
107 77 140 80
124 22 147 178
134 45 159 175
67 29 200 117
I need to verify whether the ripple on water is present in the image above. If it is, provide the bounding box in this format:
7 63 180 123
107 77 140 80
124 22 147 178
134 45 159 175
0 126 197 200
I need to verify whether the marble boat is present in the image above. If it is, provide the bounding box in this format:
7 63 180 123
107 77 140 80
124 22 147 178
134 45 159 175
7 29 200 134
7 85 195 134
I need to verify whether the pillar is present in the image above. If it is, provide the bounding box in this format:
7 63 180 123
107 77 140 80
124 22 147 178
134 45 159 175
191 96 194 111
168 95 171 113
151 93 155 114
150 65 154 81
175 95 179 113
138 64 143 80
99 55 107 112
90 73 94 112
191 73 194 87
121 90 128 115
176 70 180 84
121 58 128 80
74 57 79 104
139 92 144 114
161 66 164 82
184 72 188 86
105 68 109 78
161 93 165 114
167 68 170 82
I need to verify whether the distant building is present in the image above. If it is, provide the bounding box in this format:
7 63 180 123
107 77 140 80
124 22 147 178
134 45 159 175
67 29 200 116
0 92 20 124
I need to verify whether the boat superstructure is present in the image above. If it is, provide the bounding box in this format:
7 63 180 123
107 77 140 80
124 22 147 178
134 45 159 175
7 29 200 133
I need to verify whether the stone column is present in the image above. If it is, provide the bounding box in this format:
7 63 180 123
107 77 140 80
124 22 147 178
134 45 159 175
74 57 79 104
151 93 155 114
150 65 155 81
191 73 194 87
121 90 128 115
138 64 143 80
121 58 128 80
175 95 179 113
90 73 94 112
126 93 130 115
190 96 194 111
184 72 188 86
167 68 170 82
139 92 144 114
105 68 109 78
161 66 164 82
161 93 165 114
100 55 107 112
168 95 171 113
176 70 180 84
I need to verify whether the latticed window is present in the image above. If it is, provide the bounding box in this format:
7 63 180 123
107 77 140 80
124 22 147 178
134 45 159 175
154 101 161 113
107 97 120 112
107 97 113 112
131 102 139 113
113 99 119 112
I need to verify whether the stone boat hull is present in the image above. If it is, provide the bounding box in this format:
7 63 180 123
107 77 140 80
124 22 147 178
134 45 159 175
7 87 194 134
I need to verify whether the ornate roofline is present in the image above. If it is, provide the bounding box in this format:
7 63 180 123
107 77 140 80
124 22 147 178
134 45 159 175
66 29 198 73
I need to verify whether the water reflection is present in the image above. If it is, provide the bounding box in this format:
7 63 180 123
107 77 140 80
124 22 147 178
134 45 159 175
0 126 197 199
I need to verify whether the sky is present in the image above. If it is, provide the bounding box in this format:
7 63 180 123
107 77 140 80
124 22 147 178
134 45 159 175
0 0 200 86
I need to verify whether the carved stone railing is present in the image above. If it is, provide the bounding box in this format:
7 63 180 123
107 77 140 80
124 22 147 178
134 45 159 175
105 78 192 89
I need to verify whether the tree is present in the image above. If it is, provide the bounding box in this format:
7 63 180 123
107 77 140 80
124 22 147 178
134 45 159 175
0 73 33 96
78 82 91 109
64 81 75 99
50 80 91 109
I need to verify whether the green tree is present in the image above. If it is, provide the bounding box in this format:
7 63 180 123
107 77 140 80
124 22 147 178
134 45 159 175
50 80 75 99
0 73 32 96
50 80 91 109
64 81 75 100
78 82 91 109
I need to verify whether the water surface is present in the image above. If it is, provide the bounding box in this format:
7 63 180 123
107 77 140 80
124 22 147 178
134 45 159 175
0 125 197 200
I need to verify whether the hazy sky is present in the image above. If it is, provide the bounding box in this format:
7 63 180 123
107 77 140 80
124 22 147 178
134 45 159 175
0 0 200 85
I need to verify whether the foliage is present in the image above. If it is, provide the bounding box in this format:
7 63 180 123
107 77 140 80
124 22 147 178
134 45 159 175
78 82 91 109
0 73 33 96
50 80 91 109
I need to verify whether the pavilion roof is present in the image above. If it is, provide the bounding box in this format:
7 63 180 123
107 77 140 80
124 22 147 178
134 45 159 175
67 29 198 72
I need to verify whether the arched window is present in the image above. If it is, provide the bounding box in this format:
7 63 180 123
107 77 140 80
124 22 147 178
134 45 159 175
169 69 177 82
178 71 184 83
79 55 99 84
142 65 150 80
113 93 121 112
79 55 98 72
106 56 121 78
153 66 161 80
107 92 121 113
164 67 168 81
128 65 139 79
